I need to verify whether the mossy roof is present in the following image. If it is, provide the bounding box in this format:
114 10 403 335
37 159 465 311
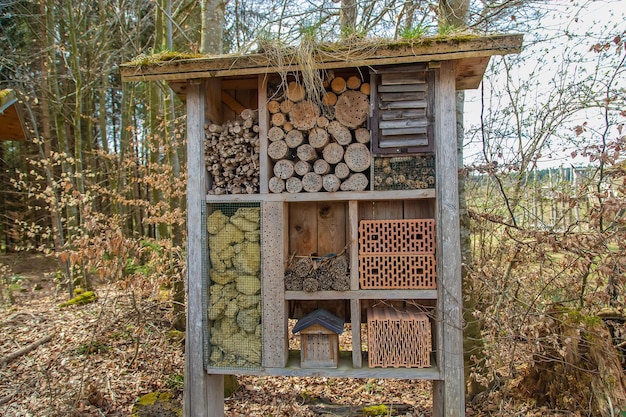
120 33 523 90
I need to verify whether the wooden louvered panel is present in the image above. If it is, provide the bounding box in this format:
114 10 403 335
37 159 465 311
371 65 434 154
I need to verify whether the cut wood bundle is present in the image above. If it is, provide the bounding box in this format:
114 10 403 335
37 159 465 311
285 177 303 193
289 100 320 130
322 143 344 165
285 129 304 148
335 90 369 129
204 108 260 195
273 159 295 179
340 173 369 191
313 159 330 175
286 81 305 102
268 176 285 193
323 174 341 192
327 121 352 146
344 143 371 172
268 126 285 142
302 172 323 192
265 74 374 193
268 140 289 160
309 128 329 149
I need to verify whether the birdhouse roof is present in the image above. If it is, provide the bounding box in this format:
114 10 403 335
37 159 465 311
292 308 345 335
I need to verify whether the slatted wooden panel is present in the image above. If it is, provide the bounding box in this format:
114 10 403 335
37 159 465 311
371 65 435 154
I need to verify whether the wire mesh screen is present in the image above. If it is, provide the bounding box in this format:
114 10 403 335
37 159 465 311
373 155 435 190
205 202 262 369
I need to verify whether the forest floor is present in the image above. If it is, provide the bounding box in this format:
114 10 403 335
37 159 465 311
0 253 561 417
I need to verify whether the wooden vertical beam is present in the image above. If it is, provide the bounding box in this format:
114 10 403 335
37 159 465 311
348 200 361 368
262 201 288 367
205 78 223 125
258 74 270 194
433 60 465 417
184 79 224 417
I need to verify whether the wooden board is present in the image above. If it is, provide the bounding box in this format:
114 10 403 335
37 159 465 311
434 60 464 417
262 201 288 368
403 200 435 219
289 202 318 256
317 202 346 255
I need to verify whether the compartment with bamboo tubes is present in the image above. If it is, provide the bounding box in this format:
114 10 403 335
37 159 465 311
266 71 373 193
284 201 350 292
204 107 260 195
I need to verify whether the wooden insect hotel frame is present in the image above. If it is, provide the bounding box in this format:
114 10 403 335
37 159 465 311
121 33 523 417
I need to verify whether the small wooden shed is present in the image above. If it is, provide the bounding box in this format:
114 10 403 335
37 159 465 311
0 89 27 141
293 308 344 368
121 33 523 417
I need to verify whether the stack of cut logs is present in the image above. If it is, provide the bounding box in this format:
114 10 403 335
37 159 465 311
205 108 260 195
268 76 372 193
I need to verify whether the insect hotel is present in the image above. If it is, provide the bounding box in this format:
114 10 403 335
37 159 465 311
121 33 523 417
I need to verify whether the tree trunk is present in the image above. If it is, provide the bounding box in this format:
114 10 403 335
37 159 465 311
200 0 225 54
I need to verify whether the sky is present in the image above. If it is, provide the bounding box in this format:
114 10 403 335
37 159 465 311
463 0 626 169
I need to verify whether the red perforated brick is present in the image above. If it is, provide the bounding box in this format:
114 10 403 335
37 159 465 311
367 307 432 368
359 254 436 289
359 219 435 254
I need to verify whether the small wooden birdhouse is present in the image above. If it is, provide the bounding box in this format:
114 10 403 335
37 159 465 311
292 309 344 369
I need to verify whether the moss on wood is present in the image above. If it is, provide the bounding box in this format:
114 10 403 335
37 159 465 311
58 290 97 308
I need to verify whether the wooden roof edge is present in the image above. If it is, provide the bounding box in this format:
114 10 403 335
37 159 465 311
0 89 18 113
120 33 523 83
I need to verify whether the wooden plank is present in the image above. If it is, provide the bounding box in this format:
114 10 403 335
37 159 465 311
204 357 441 379
262 201 288 368
379 119 428 129
205 189 437 203
379 136 429 148
348 201 359 291
403 200 435 219
382 127 428 136
380 109 427 120
379 91 426 101
381 72 427 85
379 100 427 110
372 201 404 220
351 299 362 368
378 84 427 93
205 78 222 125
183 80 217 417
284 289 438 300
222 77 258 90
317 202 346 255
435 60 465 416
289 202 318 256
220 91 246 114
258 75 270 194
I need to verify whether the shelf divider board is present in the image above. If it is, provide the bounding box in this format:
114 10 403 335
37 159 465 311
258 74 270 194
351 298 362 368
348 201 359 291
206 189 436 203
261 201 289 367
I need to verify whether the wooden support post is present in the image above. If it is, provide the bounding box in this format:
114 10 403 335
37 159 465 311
349 200 361 368
258 74 270 194
183 79 224 417
262 201 288 367
433 60 465 417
